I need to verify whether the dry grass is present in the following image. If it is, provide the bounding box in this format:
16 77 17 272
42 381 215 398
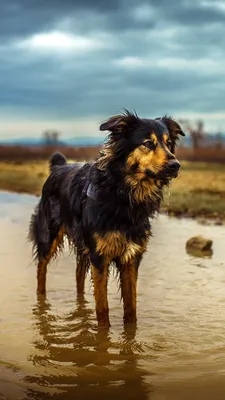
162 161 225 221
0 161 49 195
0 160 224 221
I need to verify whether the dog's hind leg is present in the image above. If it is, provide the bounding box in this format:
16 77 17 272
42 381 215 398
29 197 65 295
76 247 90 299
37 228 65 294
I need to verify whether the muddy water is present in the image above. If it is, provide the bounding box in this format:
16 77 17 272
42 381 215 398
0 191 225 400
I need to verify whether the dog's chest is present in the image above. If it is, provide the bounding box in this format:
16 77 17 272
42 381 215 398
94 231 149 262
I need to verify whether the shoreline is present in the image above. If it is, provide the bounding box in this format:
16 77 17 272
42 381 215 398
0 160 224 226
0 187 223 226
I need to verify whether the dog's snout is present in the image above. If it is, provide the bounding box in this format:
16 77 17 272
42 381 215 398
168 160 180 172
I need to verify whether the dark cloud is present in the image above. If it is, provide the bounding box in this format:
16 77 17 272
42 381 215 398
3 0 224 39
0 0 225 132
150 1 225 25
0 0 156 40
0 0 128 39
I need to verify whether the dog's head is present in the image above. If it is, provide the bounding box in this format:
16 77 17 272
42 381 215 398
99 110 185 183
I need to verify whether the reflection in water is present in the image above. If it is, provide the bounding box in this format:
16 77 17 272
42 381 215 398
26 295 153 399
1 192 225 399
185 247 213 258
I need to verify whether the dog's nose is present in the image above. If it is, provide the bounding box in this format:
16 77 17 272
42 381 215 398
168 160 180 172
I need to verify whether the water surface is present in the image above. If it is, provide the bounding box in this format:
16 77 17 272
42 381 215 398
0 191 225 399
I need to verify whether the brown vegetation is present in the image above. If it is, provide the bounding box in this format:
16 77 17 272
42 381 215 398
0 144 225 164
0 144 224 223
176 147 225 163
0 144 100 162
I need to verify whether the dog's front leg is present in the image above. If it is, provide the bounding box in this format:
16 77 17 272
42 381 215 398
119 257 140 324
91 257 110 328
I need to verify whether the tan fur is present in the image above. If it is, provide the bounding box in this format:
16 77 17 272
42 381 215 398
125 175 161 203
120 259 138 323
149 132 157 145
127 145 167 177
76 250 89 298
94 231 147 263
125 134 169 202
96 147 113 170
123 242 145 263
91 262 110 327
163 133 169 143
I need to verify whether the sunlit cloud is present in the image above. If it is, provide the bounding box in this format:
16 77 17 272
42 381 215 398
201 0 225 11
16 31 104 53
115 56 223 73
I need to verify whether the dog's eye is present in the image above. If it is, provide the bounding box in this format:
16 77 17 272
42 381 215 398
142 140 156 150
167 140 172 150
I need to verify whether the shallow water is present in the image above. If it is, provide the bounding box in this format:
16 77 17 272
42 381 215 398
0 191 225 400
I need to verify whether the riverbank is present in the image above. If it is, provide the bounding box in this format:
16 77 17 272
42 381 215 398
0 160 224 223
162 161 225 224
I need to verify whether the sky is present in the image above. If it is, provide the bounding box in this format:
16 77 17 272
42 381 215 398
0 0 225 139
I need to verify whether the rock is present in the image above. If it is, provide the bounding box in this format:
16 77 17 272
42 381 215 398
186 235 213 251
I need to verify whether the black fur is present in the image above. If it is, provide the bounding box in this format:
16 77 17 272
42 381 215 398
29 110 184 327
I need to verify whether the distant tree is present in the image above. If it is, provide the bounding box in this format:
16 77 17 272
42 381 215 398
178 119 205 149
215 132 223 149
191 120 205 149
43 130 61 146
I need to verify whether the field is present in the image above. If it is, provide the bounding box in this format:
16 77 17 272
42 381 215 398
0 157 224 223
162 161 225 222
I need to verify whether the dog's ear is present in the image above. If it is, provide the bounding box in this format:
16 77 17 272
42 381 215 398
156 116 185 153
99 115 126 132
157 116 185 140
99 110 139 133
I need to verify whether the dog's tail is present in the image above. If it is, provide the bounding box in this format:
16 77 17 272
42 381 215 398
28 201 50 260
49 152 67 172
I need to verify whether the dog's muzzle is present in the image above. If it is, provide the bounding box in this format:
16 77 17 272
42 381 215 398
146 160 180 180
165 160 180 178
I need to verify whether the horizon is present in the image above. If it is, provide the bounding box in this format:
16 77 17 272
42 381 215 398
1 130 225 147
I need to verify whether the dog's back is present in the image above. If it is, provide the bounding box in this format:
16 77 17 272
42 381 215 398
29 152 81 262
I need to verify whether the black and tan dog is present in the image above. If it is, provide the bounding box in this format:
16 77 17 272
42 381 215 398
29 111 184 328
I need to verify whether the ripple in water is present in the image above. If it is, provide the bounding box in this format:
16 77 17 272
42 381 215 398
0 192 225 399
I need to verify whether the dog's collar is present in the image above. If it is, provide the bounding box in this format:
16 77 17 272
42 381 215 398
83 181 98 200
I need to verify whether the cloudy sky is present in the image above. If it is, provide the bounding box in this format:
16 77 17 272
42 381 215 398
0 0 225 139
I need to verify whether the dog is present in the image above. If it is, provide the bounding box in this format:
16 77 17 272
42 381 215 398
29 110 184 328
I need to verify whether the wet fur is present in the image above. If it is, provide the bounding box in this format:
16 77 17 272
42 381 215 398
29 110 184 328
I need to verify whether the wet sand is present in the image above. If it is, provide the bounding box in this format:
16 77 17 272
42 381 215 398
0 191 225 399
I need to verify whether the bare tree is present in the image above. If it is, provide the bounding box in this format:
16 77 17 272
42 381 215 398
178 119 205 149
43 130 61 146
215 132 223 149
